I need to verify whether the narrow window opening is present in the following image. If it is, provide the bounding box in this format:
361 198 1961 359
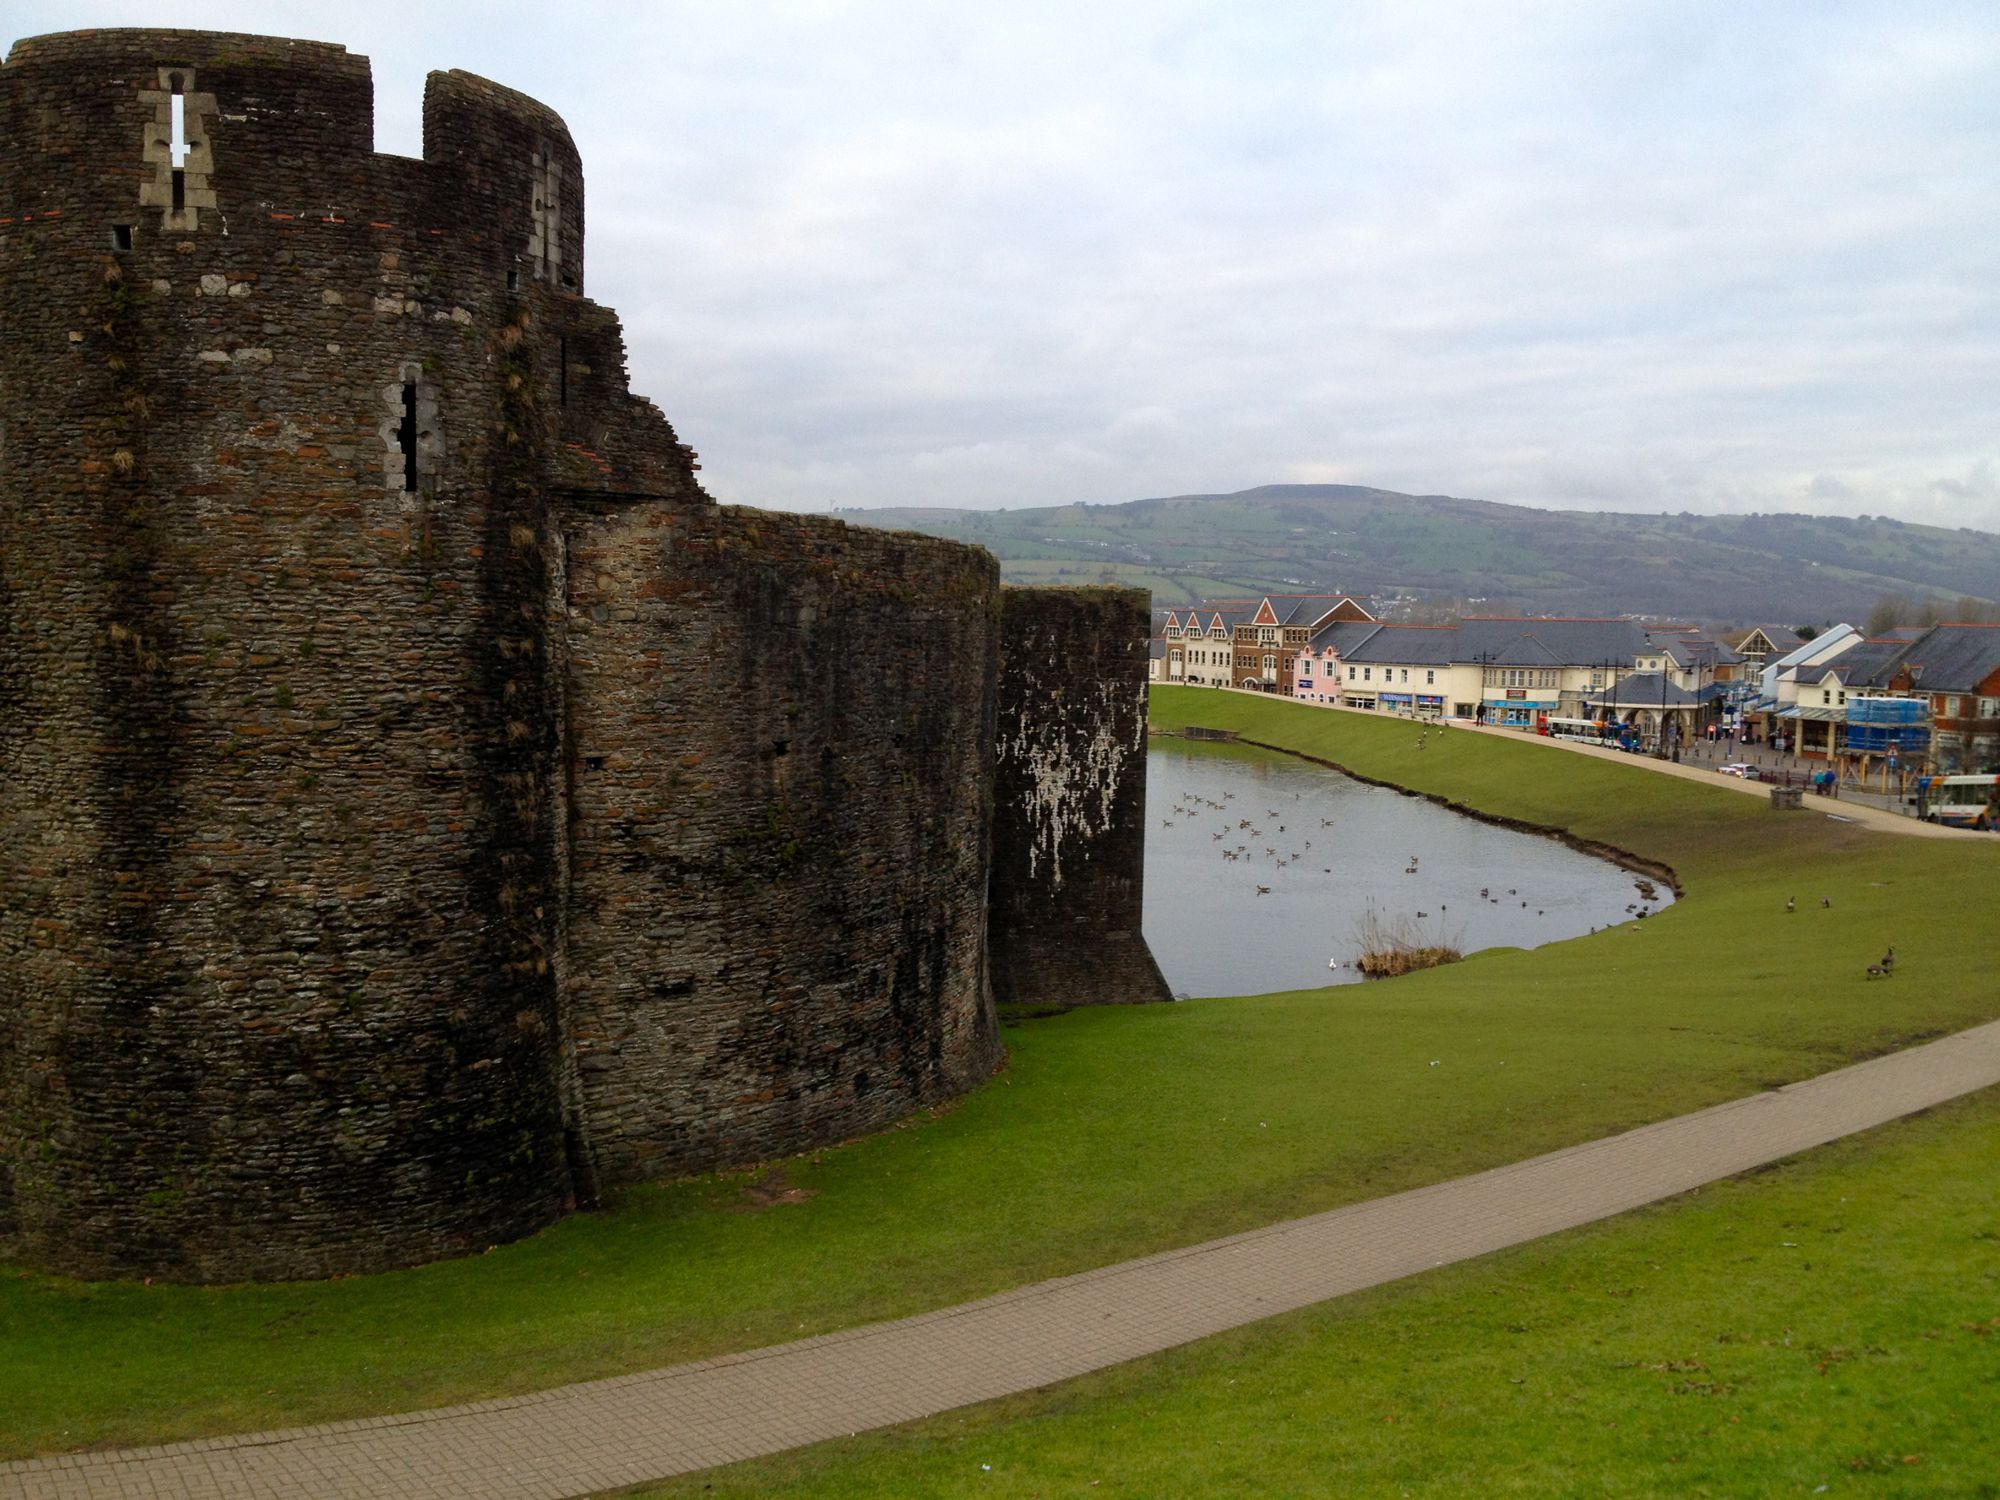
558 336 568 405
111 224 134 253
398 381 419 492
583 754 606 772
506 268 519 292
168 81 189 212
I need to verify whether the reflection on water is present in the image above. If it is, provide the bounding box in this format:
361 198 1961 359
1143 739 1671 997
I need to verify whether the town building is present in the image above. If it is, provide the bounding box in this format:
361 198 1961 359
1160 603 1260 687
1862 624 2000 773
1289 616 1658 728
1728 625 1805 672
1230 595 1374 693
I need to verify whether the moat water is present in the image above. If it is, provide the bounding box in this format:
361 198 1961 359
1143 739 1672 997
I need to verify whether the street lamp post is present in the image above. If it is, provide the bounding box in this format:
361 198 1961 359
1656 653 1672 760
1590 658 1621 736
1471 650 1497 724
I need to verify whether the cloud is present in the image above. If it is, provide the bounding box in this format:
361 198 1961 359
9 1 1998 530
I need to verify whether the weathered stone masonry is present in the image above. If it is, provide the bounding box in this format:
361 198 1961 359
0 30 1161 1283
990 590 1173 1010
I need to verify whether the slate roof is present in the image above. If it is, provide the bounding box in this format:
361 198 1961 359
1649 630 1738 669
1890 623 2000 693
1800 638 1911 687
1652 638 1697 668
1736 624 1805 654
1185 601 1258 633
1302 619 1386 657
1339 625 1458 665
1457 617 1652 668
1585 671 1704 710
1248 594 1373 629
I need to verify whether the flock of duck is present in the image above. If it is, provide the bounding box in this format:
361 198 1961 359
1158 785 1663 930
1162 789 1330 894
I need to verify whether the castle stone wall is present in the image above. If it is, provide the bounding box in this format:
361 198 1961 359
559 504 1002 1186
988 589 1172 1009
0 29 1150 1282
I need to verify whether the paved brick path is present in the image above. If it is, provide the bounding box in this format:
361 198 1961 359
8 1020 1999 1500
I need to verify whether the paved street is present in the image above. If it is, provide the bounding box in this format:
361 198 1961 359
7 1021 1999 1500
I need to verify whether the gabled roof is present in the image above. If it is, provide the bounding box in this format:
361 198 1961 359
1734 624 1805 654
1303 619 1384 657
1651 638 1697 668
1820 637 1916 688
1585 671 1704 710
1768 625 1860 673
1647 629 1736 669
1282 594 1371 627
1149 636 1167 660
1240 593 1373 630
1890 623 2000 693
1188 600 1257 632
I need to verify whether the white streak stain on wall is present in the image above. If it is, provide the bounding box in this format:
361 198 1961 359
996 671 1147 890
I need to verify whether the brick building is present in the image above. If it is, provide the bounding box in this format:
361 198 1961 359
1229 595 1373 693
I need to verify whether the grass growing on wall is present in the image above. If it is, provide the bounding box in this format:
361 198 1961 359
3 690 1995 1457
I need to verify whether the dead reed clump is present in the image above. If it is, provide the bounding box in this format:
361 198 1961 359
1351 908 1463 979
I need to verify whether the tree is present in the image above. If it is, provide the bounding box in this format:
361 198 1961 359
1865 593 1911 637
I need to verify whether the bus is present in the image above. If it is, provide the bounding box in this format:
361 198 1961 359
1923 773 2000 830
1541 716 1621 748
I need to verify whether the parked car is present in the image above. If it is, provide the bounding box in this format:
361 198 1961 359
1718 762 1761 779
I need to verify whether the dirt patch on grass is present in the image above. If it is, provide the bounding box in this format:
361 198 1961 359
732 1167 819 1211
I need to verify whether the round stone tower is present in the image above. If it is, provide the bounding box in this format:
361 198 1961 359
0 28 1058 1286
0 29 662 1280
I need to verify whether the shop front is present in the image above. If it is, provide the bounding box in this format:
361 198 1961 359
1482 689 1555 728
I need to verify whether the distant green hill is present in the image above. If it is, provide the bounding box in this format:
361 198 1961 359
850 485 2000 622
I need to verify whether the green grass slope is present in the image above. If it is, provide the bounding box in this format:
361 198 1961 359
2 692 1994 1458
633 1085 2000 1499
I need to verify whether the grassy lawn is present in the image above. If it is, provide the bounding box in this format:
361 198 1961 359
3 689 1994 1458
629 1082 2000 1499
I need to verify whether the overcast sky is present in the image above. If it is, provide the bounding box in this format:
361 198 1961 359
13 3 2000 530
